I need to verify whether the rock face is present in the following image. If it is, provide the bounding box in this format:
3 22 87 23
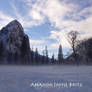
0 20 30 64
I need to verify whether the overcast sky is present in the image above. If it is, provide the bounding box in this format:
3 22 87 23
0 0 92 58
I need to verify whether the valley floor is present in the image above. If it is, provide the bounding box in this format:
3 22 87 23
0 65 92 92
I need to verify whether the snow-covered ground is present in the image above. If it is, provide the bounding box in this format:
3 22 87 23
0 65 92 92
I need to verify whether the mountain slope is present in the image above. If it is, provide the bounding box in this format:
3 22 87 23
0 20 30 64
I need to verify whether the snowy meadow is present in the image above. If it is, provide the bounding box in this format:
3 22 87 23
0 65 92 92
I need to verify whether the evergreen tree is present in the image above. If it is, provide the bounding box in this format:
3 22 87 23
31 46 34 64
45 46 49 64
51 54 55 64
35 48 39 64
42 50 45 64
58 44 63 64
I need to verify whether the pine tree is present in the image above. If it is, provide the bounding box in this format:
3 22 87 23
51 54 55 64
42 50 45 64
35 48 39 64
58 44 63 64
31 46 34 64
45 46 49 64
45 46 48 57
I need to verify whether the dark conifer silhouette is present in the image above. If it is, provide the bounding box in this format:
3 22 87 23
35 48 39 64
42 50 45 64
45 46 49 64
58 44 63 64
51 54 55 64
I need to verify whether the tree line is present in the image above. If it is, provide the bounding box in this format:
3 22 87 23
0 30 92 65
25 44 64 65
26 30 92 65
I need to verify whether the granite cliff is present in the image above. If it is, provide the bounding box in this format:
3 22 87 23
0 20 30 64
